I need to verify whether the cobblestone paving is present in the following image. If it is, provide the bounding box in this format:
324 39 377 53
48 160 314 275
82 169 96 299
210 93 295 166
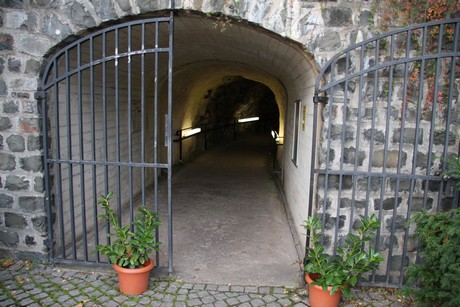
0 261 413 306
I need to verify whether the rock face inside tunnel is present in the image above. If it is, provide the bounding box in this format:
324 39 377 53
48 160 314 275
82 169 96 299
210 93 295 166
193 76 279 148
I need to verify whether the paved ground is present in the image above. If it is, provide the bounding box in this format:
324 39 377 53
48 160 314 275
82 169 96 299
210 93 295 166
166 134 301 286
0 260 413 306
0 135 414 306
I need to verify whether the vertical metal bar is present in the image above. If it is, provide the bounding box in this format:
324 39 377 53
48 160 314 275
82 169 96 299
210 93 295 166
127 25 134 227
400 28 419 287
89 36 100 263
334 52 351 256
441 22 459 194
40 86 53 261
153 20 160 267
349 45 365 232
385 33 404 285
307 94 321 254
77 43 88 261
102 32 109 196
115 28 121 221
167 12 175 273
368 38 381 283
55 66 65 259
141 23 146 205
65 50 77 260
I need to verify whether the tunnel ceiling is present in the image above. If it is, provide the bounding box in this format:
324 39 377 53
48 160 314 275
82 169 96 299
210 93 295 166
172 12 314 84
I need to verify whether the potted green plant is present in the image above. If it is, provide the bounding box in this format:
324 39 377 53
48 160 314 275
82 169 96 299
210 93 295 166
96 192 161 295
303 214 384 307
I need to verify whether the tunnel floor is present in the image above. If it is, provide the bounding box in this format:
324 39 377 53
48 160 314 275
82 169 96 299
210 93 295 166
158 133 303 287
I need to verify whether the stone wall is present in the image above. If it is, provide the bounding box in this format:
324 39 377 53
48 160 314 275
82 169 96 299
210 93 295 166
0 0 412 265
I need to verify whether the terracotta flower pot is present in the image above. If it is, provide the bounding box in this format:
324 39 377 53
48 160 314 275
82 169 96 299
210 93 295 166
113 258 154 295
305 273 342 307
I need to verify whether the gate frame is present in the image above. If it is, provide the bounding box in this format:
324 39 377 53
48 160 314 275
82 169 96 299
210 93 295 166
37 12 175 273
309 18 460 288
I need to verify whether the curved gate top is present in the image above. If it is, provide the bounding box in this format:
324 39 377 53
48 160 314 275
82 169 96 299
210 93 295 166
310 19 460 287
39 14 174 272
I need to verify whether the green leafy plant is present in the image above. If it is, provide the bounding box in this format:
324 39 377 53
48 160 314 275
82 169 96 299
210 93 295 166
403 208 460 306
445 156 460 191
303 214 384 297
403 156 460 306
96 192 161 269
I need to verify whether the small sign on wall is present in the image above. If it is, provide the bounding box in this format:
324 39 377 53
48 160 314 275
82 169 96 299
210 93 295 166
302 105 306 131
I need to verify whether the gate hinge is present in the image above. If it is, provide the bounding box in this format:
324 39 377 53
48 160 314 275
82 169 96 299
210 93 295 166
313 94 328 105
35 91 46 100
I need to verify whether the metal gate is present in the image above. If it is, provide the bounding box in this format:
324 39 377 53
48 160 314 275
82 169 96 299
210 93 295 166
310 19 460 287
38 14 174 272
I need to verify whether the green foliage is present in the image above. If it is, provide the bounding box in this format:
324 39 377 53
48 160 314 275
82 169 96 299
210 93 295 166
303 214 384 297
96 192 161 269
403 208 460 306
445 156 460 191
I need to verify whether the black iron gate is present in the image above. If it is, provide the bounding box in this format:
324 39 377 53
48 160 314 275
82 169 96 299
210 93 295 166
310 19 460 287
38 14 174 272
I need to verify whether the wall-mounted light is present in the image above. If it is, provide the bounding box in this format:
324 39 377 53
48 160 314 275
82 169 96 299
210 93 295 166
183 127 201 137
271 130 283 143
238 116 259 123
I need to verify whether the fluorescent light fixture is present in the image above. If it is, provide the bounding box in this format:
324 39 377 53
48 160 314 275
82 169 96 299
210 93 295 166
183 127 201 137
238 116 259 123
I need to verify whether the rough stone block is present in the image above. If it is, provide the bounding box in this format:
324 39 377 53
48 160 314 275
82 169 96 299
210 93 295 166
343 147 366 166
390 255 409 271
329 124 354 141
340 198 366 209
374 197 402 211
42 13 73 41
21 155 43 172
6 134 25 152
322 7 352 27
92 0 118 21
5 175 30 191
0 78 6 96
32 216 47 234
389 178 412 192
25 235 37 246
372 150 407 168
392 128 423 145
8 57 21 72
0 117 12 131
411 197 433 211
62 1 96 28
433 130 456 145
0 193 14 208
357 176 382 192
3 100 19 113
385 215 406 231
312 31 341 52
5 212 27 229
326 214 346 230
25 59 40 74
317 174 353 190
34 176 44 192
20 118 40 133
0 230 19 247
19 196 44 212
0 152 16 170
0 34 14 50
27 135 42 151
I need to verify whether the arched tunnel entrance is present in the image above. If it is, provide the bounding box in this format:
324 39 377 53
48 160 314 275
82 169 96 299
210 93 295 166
41 10 318 287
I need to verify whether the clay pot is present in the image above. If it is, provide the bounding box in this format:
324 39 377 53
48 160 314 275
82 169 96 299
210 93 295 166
305 273 342 307
113 258 154 295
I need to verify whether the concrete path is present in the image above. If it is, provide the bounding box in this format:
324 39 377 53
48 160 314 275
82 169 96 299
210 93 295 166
168 134 302 287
